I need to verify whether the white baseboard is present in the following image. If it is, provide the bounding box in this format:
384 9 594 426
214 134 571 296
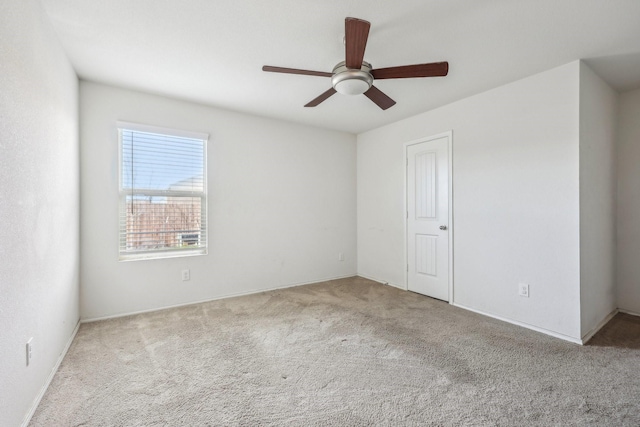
360 276 583 344
82 273 357 323
452 303 583 345
21 319 81 427
355 277 623 346
618 308 640 317
581 308 619 344
356 273 406 291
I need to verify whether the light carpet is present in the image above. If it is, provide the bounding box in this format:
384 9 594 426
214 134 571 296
30 277 640 426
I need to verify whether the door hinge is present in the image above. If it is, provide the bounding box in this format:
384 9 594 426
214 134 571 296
407 264 409 272
406 157 408 166
406 211 409 219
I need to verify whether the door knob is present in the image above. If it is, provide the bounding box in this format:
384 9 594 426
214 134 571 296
439 225 447 230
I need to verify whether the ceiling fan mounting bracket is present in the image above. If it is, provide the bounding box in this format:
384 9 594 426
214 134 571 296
331 61 373 95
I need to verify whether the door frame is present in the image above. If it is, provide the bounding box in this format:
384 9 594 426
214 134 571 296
403 131 454 303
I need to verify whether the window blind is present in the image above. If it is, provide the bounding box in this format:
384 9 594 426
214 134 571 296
118 124 207 259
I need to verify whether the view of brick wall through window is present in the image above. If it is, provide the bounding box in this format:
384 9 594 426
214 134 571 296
124 196 203 251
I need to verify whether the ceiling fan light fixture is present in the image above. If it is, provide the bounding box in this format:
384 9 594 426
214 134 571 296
333 76 371 95
331 61 373 95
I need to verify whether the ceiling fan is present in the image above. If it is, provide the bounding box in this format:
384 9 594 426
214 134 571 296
262 17 449 110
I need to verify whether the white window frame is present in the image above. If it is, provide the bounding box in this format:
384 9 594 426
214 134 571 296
117 121 208 261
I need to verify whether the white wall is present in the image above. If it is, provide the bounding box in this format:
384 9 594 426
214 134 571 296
80 82 356 320
578 62 618 337
358 62 582 340
617 87 640 315
0 1 79 426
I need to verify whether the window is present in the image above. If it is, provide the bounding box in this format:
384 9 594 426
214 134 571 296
118 122 207 260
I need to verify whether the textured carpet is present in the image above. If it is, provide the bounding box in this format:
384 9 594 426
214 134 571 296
30 277 640 426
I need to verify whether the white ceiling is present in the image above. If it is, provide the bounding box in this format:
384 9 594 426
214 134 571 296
39 0 640 134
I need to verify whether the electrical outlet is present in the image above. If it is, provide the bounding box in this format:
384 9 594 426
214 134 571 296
338 252 344 261
519 283 529 298
26 338 33 366
182 269 190 281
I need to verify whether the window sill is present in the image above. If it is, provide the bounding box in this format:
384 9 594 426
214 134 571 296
119 248 207 262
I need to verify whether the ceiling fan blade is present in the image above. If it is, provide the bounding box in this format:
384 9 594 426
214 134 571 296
364 86 396 110
371 62 449 79
262 65 332 78
345 17 370 69
304 88 337 107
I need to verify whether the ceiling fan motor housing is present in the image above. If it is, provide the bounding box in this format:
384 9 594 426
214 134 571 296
331 61 373 95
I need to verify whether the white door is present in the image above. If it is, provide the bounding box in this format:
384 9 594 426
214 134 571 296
406 136 450 301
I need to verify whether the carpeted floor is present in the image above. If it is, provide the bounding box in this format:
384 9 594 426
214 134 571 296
30 277 640 426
